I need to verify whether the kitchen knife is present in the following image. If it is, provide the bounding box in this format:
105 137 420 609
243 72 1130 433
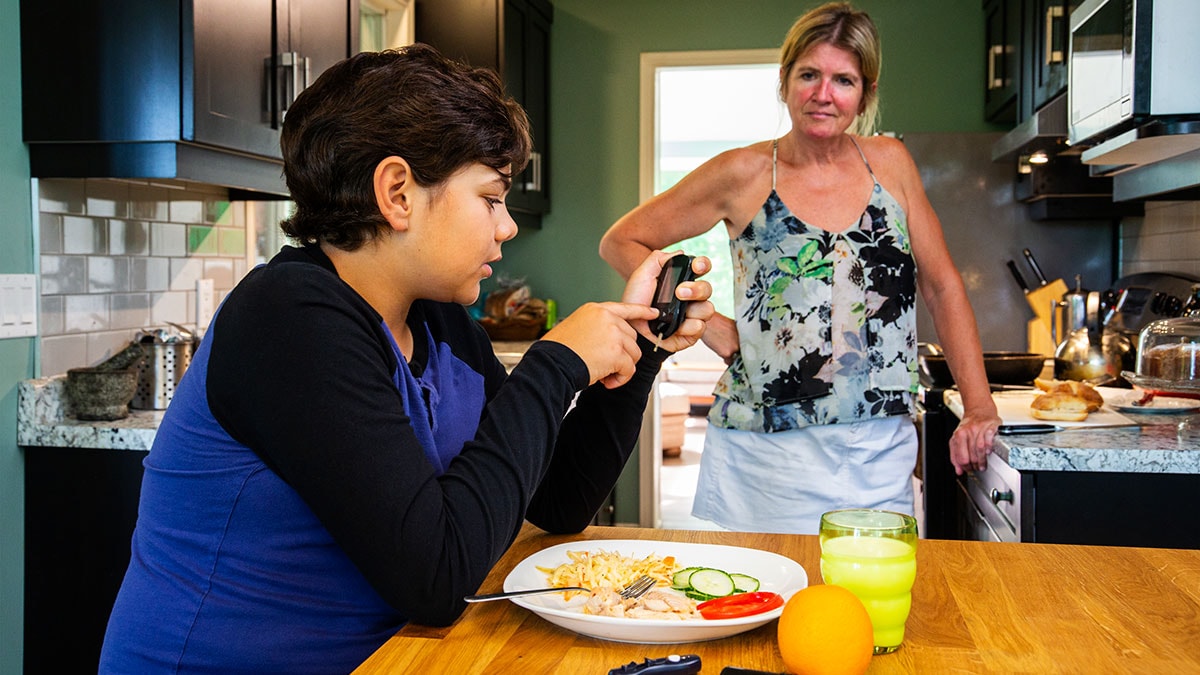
1019 249 1069 343
998 422 1147 434
1007 259 1032 293
1023 248 1050 286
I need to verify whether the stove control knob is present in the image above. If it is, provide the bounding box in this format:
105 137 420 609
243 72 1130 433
1151 292 1183 317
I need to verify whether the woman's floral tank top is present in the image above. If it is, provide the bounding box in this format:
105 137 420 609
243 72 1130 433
709 137 918 433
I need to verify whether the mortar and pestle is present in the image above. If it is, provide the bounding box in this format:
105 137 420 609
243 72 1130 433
65 342 148 421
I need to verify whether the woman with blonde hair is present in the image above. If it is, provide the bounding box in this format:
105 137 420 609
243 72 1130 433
601 2 998 534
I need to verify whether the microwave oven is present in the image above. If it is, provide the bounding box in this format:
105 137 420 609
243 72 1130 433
1068 0 1200 146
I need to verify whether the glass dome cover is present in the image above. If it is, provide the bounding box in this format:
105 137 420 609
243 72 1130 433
1123 317 1200 394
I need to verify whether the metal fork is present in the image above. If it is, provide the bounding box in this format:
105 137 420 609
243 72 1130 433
618 574 657 600
464 574 658 603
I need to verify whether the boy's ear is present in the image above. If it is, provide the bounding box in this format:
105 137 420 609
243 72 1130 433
374 156 415 231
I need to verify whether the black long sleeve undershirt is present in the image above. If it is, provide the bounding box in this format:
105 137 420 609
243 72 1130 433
207 245 667 625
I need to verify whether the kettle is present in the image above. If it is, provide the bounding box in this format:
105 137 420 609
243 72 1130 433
1054 275 1090 340
1052 281 1130 384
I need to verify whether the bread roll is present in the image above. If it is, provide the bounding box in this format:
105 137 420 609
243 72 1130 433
1030 392 1091 422
1031 379 1103 412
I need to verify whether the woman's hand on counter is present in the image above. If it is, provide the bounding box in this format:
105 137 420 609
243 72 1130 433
950 409 1002 475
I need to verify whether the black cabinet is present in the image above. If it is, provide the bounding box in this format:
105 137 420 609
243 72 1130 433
20 0 358 196
983 0 1080 125
24 448 147 674
983 0 1022 124
1027 0 1079 114
193 0 356 159
415 0 552 225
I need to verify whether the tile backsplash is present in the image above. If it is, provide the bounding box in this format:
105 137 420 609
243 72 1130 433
36 178 289 377
1119 200 1200 279
31 180 1199 376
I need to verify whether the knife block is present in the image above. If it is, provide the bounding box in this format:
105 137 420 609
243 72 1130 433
1027 318 1057 357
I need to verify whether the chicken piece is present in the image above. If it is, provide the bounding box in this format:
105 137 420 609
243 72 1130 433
582 586 699 619
583 586 622 616
640 589 698 615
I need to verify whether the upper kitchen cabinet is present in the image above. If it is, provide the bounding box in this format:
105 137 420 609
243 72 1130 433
983 0 1080 125
415 0 552 224
1026 0 1079 114
983 0 1022 124
20 0 359 197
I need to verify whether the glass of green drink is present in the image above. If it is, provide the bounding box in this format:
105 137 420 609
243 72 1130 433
819 509 918 654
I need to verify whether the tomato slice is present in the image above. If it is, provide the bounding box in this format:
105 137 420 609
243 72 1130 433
696 591 784 620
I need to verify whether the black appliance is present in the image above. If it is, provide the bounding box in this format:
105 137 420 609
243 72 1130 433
1103 271 1200 339
917 379 1034 540
917 383 959 539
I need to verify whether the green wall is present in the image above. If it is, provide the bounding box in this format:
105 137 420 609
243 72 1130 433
1 0 35 668
496 0 994 313
492 0 995 523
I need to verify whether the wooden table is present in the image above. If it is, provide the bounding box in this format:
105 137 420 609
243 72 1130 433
354 524 1200 674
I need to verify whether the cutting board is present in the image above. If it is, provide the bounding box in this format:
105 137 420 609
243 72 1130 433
944 388 1135 428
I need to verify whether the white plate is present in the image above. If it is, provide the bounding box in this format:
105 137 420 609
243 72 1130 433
503 539 808 644
1107 389 1200 414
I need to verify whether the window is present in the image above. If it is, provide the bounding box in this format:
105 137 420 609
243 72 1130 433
360 0 414 53
640 50 791 316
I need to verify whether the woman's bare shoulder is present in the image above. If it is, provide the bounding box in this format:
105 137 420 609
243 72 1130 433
856 135 922 190
701 142 774 181
856 134 915 167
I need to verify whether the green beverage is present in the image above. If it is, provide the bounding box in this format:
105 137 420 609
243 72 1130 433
819 509 918 654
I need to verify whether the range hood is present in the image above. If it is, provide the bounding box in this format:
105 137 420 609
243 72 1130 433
1078 119 1200 201
991 94 1069 163
1081 119 1200 172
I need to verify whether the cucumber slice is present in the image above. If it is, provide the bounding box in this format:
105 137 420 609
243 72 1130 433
687 568 735 598
671 566 703 589
730 573 760 593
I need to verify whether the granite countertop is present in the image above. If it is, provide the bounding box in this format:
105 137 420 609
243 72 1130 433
18 376 164 451
944 389 1200 474
19 341 539 452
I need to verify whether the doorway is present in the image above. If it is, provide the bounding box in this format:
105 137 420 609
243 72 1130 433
636 50 790 528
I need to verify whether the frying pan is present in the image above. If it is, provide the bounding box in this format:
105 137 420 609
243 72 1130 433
918 348 1046 387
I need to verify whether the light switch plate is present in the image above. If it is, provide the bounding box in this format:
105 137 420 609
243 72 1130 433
196 278 215 330
0 274 38 339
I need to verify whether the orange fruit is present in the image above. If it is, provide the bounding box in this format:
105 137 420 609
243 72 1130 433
777 584 873 675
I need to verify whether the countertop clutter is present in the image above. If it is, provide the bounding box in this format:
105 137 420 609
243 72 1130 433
353 523 1200 674
17 338 537 451
19 375 163 451
942 386 1200 549
943 389 1200 474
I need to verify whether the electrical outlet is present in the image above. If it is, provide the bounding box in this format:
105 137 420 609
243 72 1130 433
196 278 215 330
0 274 38 339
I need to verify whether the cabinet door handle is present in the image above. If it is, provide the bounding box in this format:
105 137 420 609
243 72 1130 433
1045 5 1065 65
987 44 1007 90
524 151 542 192
279 51 311 123
990 488 1014 505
